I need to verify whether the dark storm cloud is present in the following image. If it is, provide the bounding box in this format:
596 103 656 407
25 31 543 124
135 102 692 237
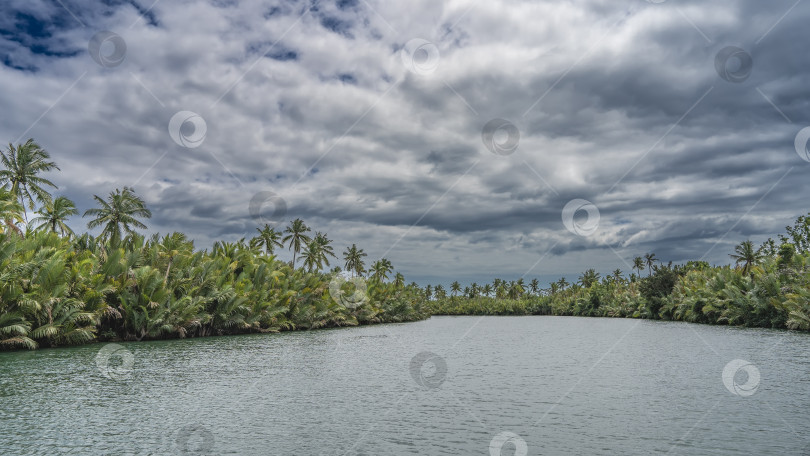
1 0 809 285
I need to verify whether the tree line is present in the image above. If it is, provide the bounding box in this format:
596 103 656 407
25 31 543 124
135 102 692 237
0 139 428 350
428 215 810 331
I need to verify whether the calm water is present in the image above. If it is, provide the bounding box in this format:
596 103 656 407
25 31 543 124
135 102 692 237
1 316 809 455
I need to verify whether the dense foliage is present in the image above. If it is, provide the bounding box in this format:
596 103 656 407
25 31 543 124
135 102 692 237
0 140 428 350
428 215 810 331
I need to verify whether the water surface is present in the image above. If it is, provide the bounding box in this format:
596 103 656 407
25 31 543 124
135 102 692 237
1 316 808 455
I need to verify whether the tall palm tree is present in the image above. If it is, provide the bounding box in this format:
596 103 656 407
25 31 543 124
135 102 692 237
282 219 311 267
250 224 283 255
31 196 78 236
313 232 337 266
394 272 405 288
0 139 59 222
557 277 569 290
301 239 324 272
342 244 367 277
644 253 658 276
83 187 151 246
370 258 393 282
730 240 763 279
450 281 461 296
633 256 645 277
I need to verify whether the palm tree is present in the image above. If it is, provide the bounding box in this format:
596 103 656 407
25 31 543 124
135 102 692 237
301 239 324 272
434 284 446 299
83 187 151 246
250 224 283 255
730 240 763 279
0 139 59 222
557 278 569 290
644 253 658 276
370 258 393 282
482 283 493 297
612 269 623 284
450 281 461 297
342 244 367 277
282 219 311 267
0 187 24 235
579 269 601 288
313 232 337 266
529 278 540 295
31 196 78 236
633 256 645 277
394 272 405 288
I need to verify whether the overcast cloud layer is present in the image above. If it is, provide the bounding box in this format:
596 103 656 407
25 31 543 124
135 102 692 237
1 0 809 287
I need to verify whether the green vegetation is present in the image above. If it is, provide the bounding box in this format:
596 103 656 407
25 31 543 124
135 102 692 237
428 214 810 331
0 139 428 350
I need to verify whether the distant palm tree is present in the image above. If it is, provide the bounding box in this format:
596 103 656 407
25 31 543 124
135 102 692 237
434 284 446 299
314 232 337 266
529 278 540 295
250 224 283 255
83 187 151 246
579 269 601 288
612 269 623 283
644 253 658 276
283 219 311 267
301 239 324 272
482 283 493 297
370 258 393 281
342 244 367 277
0 139 60 223
557 277 569 290
633 256 645 277
394 272 405 288
31 196 78 236
730 240 763 279
450 281 461 296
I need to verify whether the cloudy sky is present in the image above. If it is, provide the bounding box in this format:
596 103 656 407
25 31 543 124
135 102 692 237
1 0 809 287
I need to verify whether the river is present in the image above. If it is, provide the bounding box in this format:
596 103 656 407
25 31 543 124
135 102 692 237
1 316 808 455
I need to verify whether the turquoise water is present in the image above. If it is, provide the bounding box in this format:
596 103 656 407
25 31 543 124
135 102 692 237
1 316 808 455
